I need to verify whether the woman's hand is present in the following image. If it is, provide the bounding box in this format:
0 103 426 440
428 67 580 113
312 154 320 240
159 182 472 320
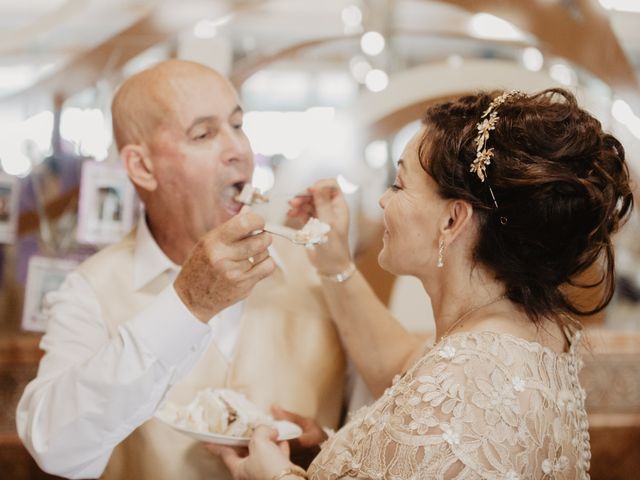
271 406 328 469
206 426 295 480
288 178 352 276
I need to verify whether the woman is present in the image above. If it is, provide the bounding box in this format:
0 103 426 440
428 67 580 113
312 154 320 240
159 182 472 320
210 88 633 479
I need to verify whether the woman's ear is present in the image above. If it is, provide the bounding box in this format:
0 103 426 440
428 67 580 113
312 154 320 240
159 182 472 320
441 199 474 242
120 144 157 192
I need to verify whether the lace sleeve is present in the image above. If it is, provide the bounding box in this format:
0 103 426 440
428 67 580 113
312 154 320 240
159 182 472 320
310 332 583 480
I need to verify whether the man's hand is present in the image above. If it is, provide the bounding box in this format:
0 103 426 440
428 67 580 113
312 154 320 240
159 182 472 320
271 405 328 469
174 208 276 322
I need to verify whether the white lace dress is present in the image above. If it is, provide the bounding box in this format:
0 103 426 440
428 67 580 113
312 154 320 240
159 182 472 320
308 330 591 480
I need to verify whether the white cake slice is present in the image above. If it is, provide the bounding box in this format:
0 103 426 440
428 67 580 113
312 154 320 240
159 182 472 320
158 388 273 437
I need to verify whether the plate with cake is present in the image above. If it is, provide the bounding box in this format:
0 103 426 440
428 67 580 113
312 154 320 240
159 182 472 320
155 388 302 446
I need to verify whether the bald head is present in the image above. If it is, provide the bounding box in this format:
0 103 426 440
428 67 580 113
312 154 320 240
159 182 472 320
111 60 229 151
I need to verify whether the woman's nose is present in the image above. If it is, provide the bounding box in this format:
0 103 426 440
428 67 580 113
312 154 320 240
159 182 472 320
378 190 389 209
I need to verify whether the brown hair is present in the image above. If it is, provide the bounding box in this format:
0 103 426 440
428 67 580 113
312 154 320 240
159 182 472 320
420 88 634 323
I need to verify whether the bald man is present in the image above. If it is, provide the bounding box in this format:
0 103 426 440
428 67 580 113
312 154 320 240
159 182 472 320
16 60 346 480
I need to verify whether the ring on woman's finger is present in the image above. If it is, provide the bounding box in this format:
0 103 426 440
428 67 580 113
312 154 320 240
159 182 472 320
248 256 255 265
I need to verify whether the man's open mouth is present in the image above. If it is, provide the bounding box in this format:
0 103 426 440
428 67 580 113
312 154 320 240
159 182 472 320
222 181 248 214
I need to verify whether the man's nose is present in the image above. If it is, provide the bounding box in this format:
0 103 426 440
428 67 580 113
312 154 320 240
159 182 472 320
219 126 249 164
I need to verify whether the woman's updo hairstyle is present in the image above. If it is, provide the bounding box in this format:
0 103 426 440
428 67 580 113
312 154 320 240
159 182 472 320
420 88 634 323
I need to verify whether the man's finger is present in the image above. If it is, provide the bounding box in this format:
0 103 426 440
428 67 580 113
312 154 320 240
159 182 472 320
243 249 270 271
228 232 272 261
242 256 276 283
219 212 266 242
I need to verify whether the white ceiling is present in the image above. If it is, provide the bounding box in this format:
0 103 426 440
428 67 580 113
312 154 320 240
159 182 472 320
0 0 639 99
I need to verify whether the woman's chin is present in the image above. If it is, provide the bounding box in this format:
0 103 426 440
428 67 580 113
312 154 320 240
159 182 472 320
377 250 396 275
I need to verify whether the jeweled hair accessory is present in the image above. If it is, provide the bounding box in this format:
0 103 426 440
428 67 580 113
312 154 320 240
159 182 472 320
470 90 524 221
470 90 524 182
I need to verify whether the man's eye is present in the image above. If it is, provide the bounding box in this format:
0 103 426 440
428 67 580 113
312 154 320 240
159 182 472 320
232 123 243 130
194 131 210 140
390 184 402 192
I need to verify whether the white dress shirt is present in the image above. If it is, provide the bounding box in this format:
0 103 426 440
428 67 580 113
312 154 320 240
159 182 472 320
15 217 267 479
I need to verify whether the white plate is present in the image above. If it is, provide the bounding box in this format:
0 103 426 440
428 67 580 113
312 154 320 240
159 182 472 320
156 417 303 446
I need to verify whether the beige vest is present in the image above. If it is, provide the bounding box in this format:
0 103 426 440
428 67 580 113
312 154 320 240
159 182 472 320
76 233 345 480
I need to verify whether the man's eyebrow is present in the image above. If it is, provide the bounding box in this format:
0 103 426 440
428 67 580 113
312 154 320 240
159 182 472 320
187 116 215 132
186 106 243 131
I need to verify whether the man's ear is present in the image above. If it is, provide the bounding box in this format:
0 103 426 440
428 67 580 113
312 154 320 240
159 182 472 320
441 199 474 242
120 144 157 192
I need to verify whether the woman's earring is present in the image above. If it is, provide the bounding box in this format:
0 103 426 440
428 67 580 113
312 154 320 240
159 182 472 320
437 240 445 268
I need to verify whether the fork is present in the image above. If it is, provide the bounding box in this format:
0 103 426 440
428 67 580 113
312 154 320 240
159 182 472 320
261 223 324 246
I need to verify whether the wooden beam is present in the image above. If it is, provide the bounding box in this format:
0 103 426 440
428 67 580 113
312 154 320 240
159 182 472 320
5 13 170 102
445 0 639 94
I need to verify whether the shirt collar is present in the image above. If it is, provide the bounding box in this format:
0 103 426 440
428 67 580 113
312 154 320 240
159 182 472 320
133 214 180 291
133 214 286 291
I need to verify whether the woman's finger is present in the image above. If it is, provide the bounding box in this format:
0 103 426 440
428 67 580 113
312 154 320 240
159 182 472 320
310 184 341 221
205 443 244 474
277 440 290 457
250 424 280 444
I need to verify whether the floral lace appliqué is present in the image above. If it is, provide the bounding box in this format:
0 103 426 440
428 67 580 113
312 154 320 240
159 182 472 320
308 330 590 480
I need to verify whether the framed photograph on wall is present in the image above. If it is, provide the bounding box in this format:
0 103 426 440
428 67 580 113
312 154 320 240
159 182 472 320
76 160 136 245
0 173 20 244
21 255 80 332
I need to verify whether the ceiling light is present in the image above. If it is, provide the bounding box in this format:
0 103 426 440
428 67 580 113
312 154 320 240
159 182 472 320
342 5 363 27
468 13 527 41
349 56 371 83
612 99 640 139
365 140 388 169
522 47 544 71
360 31 385 56
549 62 576 86
0 141 31 177
192 15 232 39
193 20 217 39
599 0 640 12
365 69 389 92
447 54 464 68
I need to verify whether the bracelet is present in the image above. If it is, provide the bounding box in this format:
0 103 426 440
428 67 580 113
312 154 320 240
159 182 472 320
271 465 308 480
318 262 356 283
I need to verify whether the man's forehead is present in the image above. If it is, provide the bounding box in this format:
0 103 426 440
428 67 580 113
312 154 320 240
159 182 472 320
159 76 240 127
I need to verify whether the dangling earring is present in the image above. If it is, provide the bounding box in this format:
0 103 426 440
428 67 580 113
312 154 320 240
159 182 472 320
437 240 445 268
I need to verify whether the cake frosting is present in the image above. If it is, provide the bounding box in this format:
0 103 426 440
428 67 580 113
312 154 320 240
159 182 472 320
158 388 274 437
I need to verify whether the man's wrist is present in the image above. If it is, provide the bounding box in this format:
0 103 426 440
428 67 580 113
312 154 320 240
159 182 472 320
173 279 219 323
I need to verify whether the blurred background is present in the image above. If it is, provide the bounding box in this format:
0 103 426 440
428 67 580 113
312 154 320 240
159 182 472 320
1 1 639 478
